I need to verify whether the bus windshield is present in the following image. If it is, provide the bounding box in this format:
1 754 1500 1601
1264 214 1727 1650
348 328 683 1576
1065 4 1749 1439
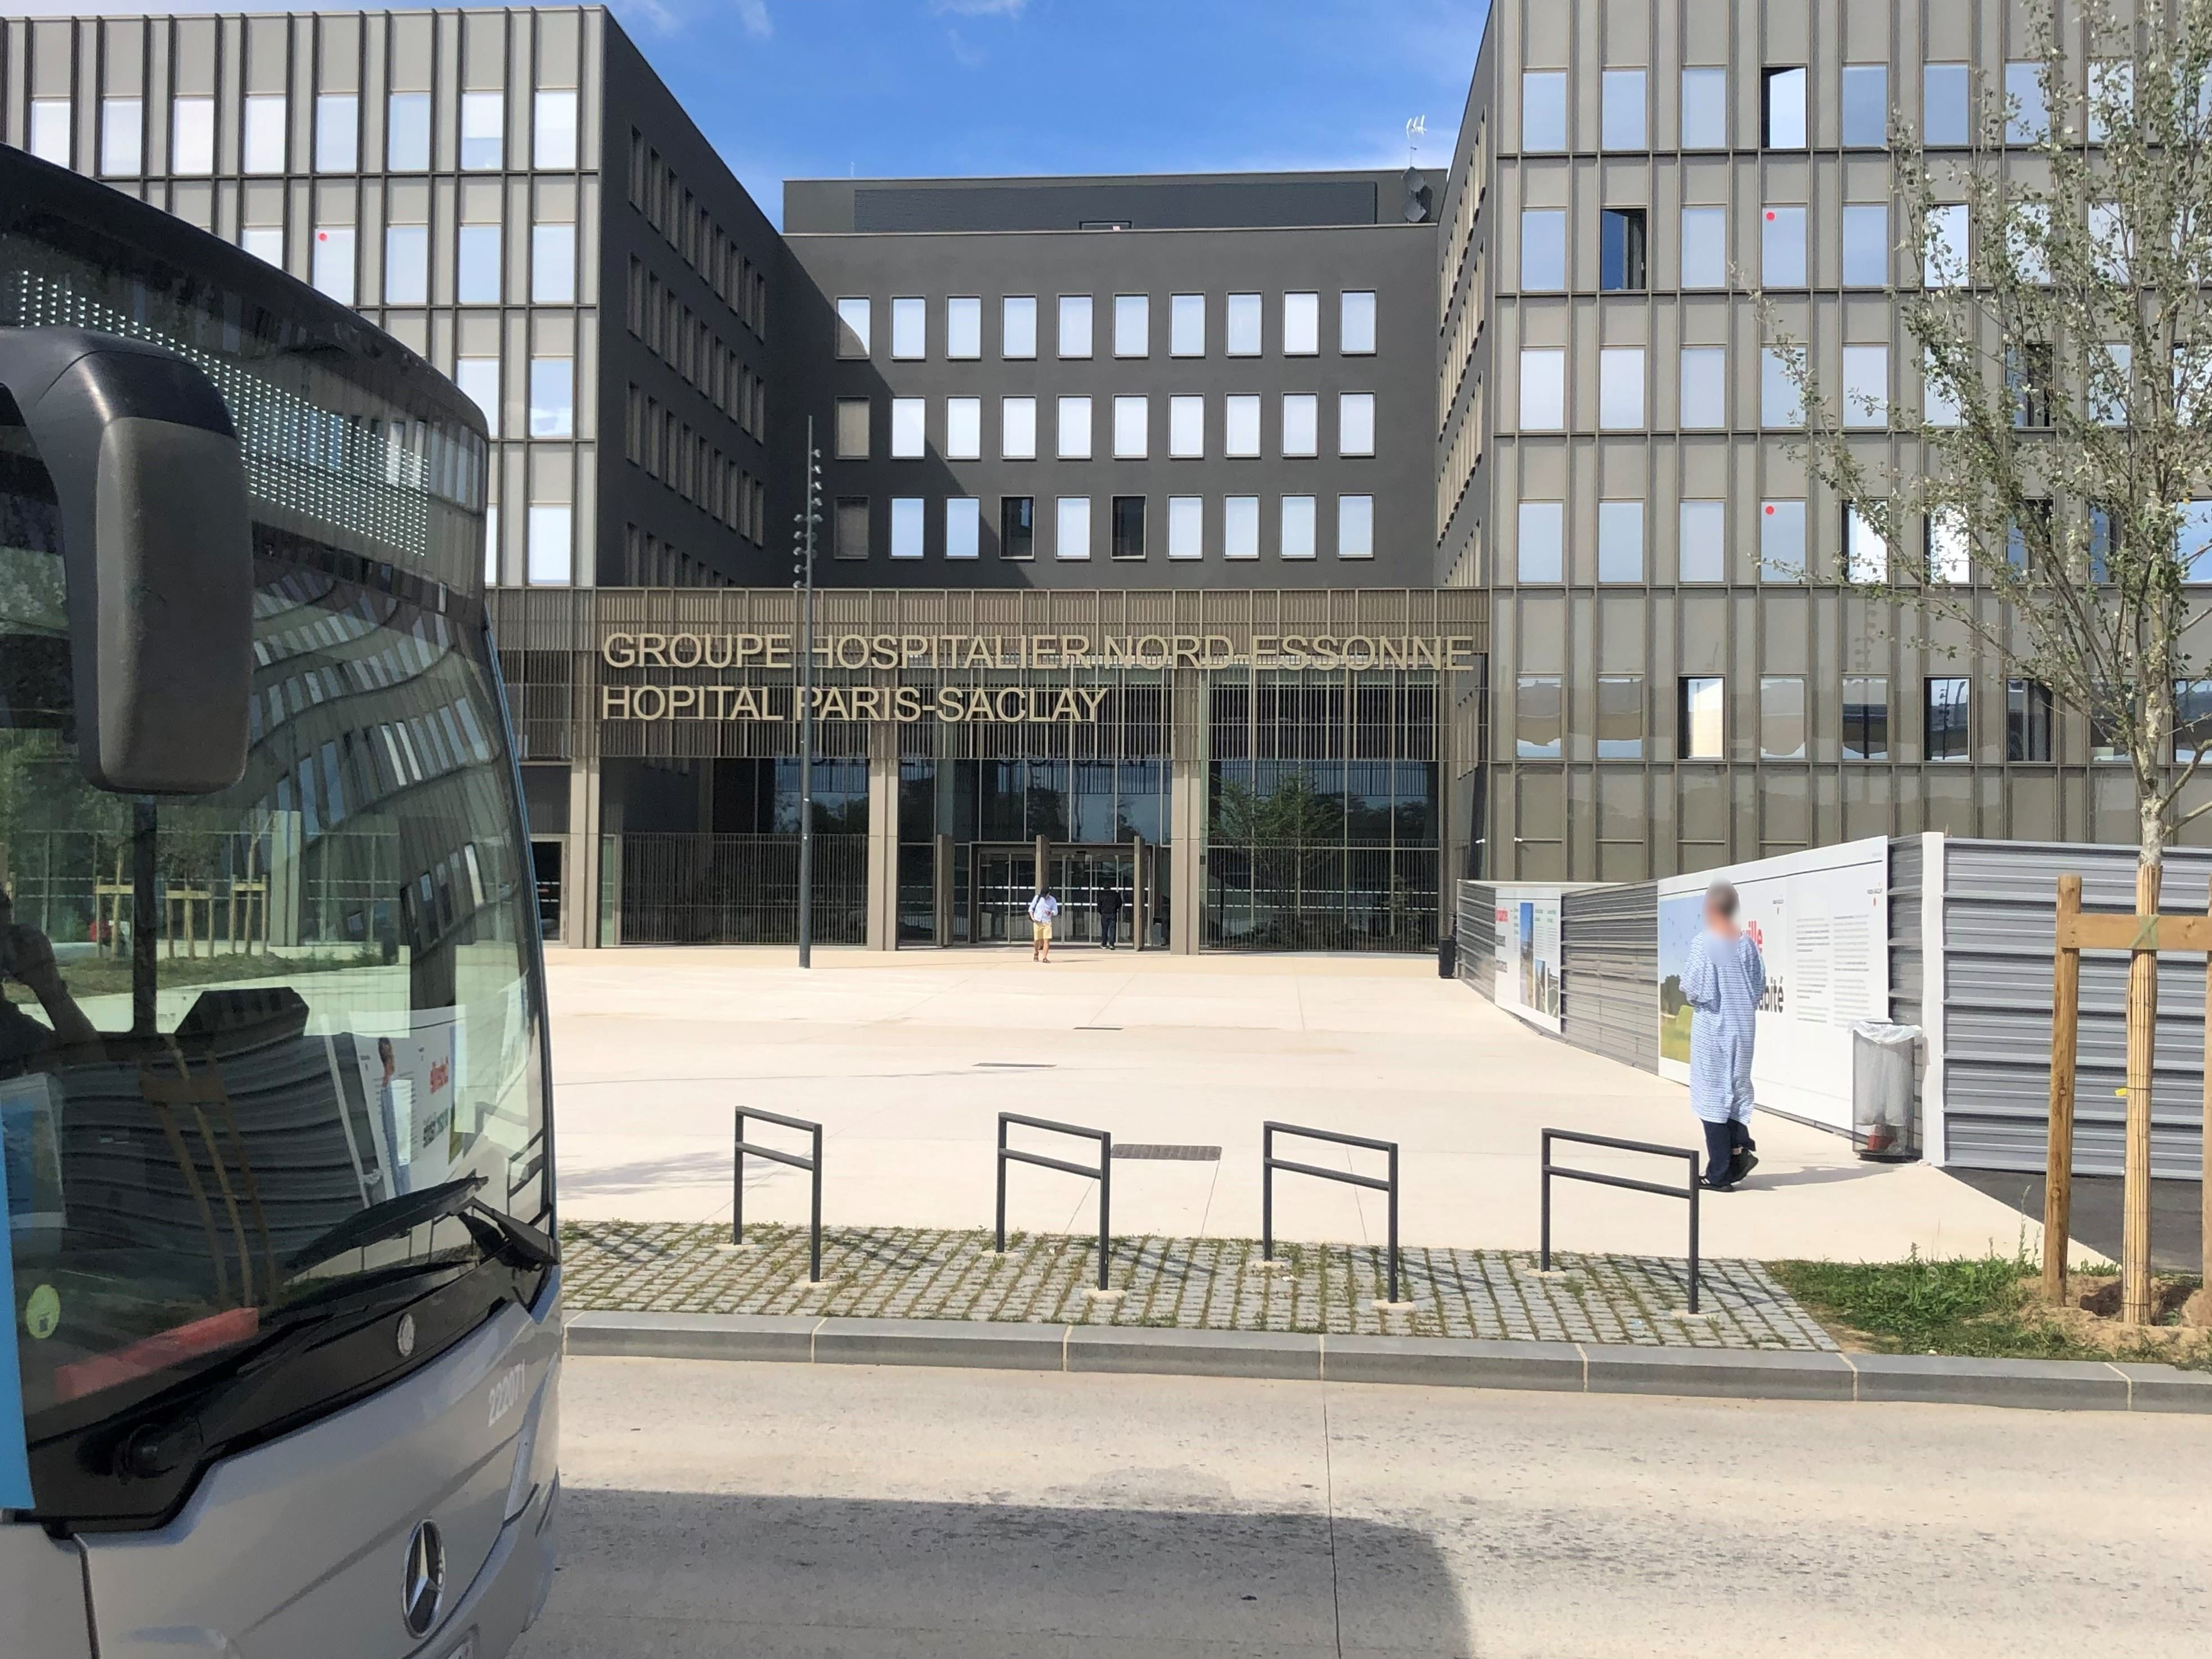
1 155 547 1523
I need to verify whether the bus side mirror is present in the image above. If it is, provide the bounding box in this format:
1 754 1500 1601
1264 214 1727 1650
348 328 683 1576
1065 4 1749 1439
0 328 253 795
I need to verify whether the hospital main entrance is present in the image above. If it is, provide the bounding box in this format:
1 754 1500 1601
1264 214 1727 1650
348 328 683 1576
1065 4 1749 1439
969 842 1163 948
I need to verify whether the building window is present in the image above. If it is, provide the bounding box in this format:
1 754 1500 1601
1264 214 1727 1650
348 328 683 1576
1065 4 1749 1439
1597 676 1645 758
534 88 577 169
1842 65 1888 147
310 227 355 304
2006 61 2048 144
1760 676 1808 759
2089 60 2134 145
946 396 982 461
1169 394 1204 459
1680 677 1725 759
1924 349 1963 427
1001 396 1037 460
1761 499 1806 581
947 296 982 359
1762 66 1807 149
1056 394 1092 459
1761 348 1802 428
1517 676 1564 758
240 225 283 267
455 357 499 437
1681 206 1726 289
314 93 358 173
2007 679 2054 761
386 92 430 171
1842 344 1889 428
1598 347 1645 429
457 223 502 303
1761 205 1807 287
836 297 871 357
1680 346 1726 429
2182 500 2212 580
1280 496 1317 559
998 496 1033 560
890 396 925 459
528 356 573 437
1341 290 1376 354
1113 395 1148 459
1519 348 1566 431
1845 507 1887 581
483 505 501 586
531 222 576 303
835 497 870 559
1842 203 1888 288
1924 203 1969 287
1003 295 1038 358
1523 70 1568 151
1058 294 1094 358
1225 394 1261 457
2010 344 2055 428
1680 499 1725 582
1924 63 1970 147
172 96 215 176
1929 510 1971 582
1282 393 1319 457
1283 292 1320 356
1926 678 1972 759
890 497 925 560
1171 294 1206 356
526 504 571 585
100 97 142 176
242 95 286 174
1224 496 1260 559
1111 495 1147 559
1681 68 1726 149
1113 294 1149 357
1168 495 1203 559
1601 68 1647 150
385 223 429 305
1338 494 1373 559
1517 500 1565 582
27 98 70 166
1055 495 1092 560
1520 209 1567 290
891 296 925 360
946 496 980 560
460 91 504 170
1598 500 1644 582
834 397 870 460
1226 292 1262 356
1599 209 1647 291
1339 392 1376 456
1843 677 1890 759
2175 680 2212 762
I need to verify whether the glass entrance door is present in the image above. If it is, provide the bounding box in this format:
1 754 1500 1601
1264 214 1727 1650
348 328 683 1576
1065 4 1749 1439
968 845 1138 945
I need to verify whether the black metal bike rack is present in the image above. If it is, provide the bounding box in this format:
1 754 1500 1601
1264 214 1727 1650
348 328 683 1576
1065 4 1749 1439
996 1112 1112 1292
733 1107 825 1283
1262 1121 1403 1305
1539 1128 1702 1313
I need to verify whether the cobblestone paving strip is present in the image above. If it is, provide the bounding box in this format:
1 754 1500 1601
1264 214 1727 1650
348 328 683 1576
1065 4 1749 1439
562 1221 1838 1352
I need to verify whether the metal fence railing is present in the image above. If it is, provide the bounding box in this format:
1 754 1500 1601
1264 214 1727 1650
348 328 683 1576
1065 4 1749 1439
615 832 866 945
1261 1120 1404 1304
1540 1128 1703 1313
731 1108 824 1284
1203 845 1439 953
995 1113 1112 1292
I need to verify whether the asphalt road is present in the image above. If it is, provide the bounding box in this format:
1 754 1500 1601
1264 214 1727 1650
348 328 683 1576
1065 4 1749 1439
513 1357 2209 1659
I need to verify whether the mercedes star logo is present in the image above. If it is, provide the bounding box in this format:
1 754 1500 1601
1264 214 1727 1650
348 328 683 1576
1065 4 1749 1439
401 1519 445 1638
395 1312 417 1359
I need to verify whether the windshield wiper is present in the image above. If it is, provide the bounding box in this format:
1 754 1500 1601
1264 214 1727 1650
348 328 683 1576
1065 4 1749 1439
284 1174 558 1277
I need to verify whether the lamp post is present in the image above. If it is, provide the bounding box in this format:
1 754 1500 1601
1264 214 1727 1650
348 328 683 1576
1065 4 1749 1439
793 421 822 970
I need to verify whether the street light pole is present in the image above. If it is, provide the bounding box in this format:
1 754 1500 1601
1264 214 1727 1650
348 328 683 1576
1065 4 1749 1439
794 420 821 970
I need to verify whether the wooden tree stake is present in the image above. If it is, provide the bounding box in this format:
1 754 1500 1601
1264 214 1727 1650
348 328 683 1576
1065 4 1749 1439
2123 861 2159 1326
2043 875 2083 1305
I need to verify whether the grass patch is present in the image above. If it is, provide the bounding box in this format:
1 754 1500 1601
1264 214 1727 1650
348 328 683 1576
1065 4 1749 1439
1771 1250 2209 1370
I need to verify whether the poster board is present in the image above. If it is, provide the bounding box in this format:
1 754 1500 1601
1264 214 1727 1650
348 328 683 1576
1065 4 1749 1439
1656 839 1889 1132
1492 884 1566 1034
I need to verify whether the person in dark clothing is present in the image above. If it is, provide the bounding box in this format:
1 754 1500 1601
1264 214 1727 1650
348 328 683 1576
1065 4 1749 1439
1097 885 1123 949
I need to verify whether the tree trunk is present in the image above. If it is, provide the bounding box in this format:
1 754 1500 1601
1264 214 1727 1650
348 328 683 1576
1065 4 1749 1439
2123 797 2165 1326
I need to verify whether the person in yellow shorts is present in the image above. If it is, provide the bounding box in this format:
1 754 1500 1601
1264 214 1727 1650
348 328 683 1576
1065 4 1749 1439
1027 885 1061 962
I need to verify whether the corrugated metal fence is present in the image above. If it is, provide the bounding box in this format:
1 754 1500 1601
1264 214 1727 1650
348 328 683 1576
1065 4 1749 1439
1456 881 1496 999
1560 883 1659 1071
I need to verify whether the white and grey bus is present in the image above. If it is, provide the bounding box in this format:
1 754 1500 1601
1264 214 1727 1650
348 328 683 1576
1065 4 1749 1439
0 146 559 1659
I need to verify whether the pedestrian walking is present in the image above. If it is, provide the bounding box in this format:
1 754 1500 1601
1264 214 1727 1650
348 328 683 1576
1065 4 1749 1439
1028 885 1061 962
1678 880 1765 1190
1098 884 1123 949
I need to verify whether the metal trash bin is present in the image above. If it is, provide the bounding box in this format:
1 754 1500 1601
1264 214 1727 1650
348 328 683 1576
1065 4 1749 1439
1438 933 1458 979
1850 1021 1922 1162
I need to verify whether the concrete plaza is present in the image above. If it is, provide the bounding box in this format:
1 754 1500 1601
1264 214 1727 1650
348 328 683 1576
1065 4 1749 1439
548 945 2057 1264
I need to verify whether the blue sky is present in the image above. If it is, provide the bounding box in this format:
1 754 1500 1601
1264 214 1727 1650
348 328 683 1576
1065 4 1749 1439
591 0 1486 223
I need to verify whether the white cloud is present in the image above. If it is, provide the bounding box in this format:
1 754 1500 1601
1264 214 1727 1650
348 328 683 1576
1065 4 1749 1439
933 0 1029 16
733 0 774 38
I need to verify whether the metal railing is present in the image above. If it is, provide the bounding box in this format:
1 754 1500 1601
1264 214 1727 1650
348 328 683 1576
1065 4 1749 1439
733 1108 825 1284
1262 1121 1403 1304
1540 1128 1702 1313
995 1113 1112 1292
616 832 867 945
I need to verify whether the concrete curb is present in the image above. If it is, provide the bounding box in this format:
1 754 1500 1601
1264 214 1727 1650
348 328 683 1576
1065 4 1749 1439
562 1312 2212 1413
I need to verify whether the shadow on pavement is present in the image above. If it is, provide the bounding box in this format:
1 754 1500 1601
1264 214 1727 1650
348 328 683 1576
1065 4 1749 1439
1947 1169 2202 1272
512 1487 1472 1658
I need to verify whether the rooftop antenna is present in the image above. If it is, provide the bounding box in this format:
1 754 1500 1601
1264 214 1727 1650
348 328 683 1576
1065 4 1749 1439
1405 114 1427 167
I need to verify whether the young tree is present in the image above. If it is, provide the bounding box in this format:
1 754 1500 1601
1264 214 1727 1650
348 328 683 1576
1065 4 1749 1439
1767 0 2212 1321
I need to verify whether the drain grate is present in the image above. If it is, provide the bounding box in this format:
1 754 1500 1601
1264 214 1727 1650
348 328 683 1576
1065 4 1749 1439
1111 1144 1222 1162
